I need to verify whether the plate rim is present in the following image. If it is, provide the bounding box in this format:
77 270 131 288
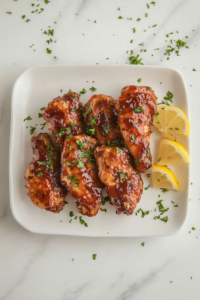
9 64 190 237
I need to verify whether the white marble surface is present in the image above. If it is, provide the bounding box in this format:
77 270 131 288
0 0 200 299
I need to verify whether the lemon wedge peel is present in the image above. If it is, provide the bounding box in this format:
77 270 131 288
157 138 190 166
153 105 190 137
152 165 179 191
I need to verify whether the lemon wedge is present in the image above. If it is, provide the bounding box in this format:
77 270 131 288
157 138 190 166
153 106 190 138
152 165 179 190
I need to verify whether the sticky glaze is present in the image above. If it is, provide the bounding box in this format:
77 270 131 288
115 86 157 173
25 133 67 213
83 94 122 146
43 92 84 150
94 145 143 215
60 134 104 217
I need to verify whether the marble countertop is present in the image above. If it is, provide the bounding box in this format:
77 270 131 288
1 0 200 299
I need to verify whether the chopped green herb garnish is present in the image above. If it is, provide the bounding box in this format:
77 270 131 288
136 208 150 218
90 87 96 91
40 122 46 129
137 78 142 83
87 128 95 135
134 106 143 113
116 147 120 154
30 126 36 135
129 54 143 65
90 118 96 126
46 38 53 44
38 113 43 118
176 39 186 49
76 140 86 150
160 216 168 223
160 188 169 193
144 185 150 190
164 91 173 102
100 208 107 212
120 172 126 179
80 88 86 94
93 254 97 260
83 104 91 117
69 211 74 217
37 172 43 178
103 126 111 135
141 242 145 247
77 160 85 168
135 158 141 163
46 48 52 54
24 116 32 121
79 216 88 227
102 196 109 205
131 134 135 143
107 140 120 147
146 149 151 158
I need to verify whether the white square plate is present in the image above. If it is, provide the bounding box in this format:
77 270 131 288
9 65 190 237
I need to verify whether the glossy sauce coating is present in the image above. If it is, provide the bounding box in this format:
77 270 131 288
83 94 122 146
115 86 157 173
94 145 143 215
43 92 84 150
25 133 67 213
60 134 104 217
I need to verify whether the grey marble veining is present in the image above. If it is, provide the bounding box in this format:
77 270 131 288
0 0 200 299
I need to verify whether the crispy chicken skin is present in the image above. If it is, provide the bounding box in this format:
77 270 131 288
43 92 84 150
94 145 143 215
25 133 67 213
115 86 157 173
60 134 104 217
83 94 122 146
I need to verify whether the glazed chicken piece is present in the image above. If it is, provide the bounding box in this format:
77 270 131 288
115 86 157 173
83 94 122 146
94 145 143 215
60 134 104 217
43 92 84 150
25 133 67 213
